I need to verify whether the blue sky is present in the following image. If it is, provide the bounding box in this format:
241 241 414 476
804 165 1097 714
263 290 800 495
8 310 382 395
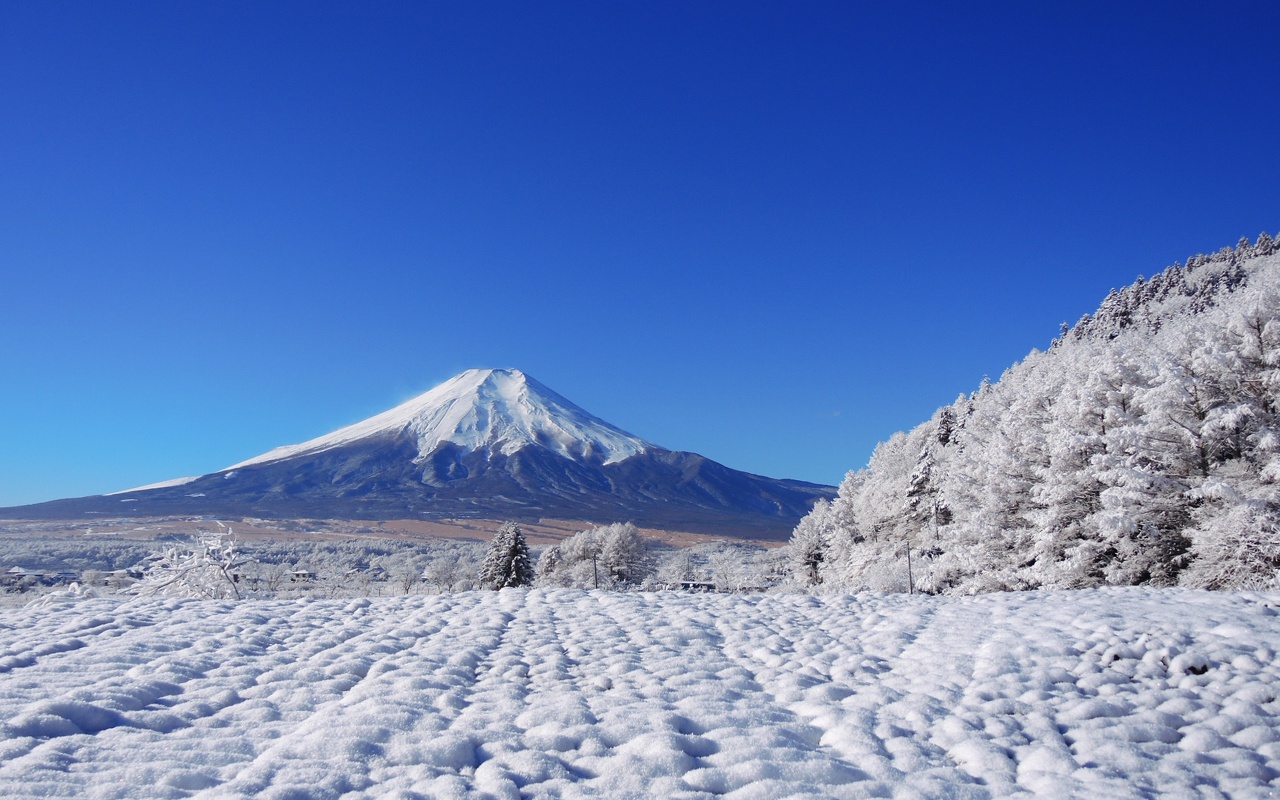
2 1 1278 507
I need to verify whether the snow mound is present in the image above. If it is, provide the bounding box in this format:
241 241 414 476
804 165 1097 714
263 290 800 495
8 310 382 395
1 588 1277 797
228 368 653 469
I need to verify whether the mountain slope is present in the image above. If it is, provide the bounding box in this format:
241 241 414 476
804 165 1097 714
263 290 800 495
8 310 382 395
4 369 832 537
231 369 651 470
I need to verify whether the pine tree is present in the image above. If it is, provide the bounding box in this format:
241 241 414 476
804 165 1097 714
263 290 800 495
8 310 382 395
936 406 958 447
1256 231 1276 257
479 522 534 589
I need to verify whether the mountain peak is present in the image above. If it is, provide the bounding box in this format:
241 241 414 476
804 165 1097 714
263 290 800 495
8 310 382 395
229 369 654 470
4 368 834 536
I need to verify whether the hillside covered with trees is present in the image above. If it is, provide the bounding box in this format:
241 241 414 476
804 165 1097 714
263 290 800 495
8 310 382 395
791 233 1280 593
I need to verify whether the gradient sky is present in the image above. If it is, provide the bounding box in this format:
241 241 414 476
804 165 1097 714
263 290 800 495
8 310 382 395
3 2 1278 507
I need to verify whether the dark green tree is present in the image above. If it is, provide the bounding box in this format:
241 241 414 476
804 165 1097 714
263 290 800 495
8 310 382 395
479 521 534 589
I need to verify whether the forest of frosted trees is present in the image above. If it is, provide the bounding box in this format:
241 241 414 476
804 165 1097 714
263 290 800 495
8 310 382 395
790 233 1280 594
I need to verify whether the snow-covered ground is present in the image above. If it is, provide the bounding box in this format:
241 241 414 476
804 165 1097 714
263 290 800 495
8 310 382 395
1 588 1277 799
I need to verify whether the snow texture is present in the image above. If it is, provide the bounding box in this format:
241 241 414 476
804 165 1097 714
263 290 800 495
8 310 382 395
229 369 652 470
2 588 1278 798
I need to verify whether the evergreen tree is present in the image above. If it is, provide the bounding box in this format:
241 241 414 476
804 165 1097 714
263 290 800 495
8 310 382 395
1256 231 1276 257
936 406 958 447
479 522 534 589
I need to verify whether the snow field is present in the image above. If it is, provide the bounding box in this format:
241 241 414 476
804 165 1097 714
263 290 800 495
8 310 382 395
0 588 1278 798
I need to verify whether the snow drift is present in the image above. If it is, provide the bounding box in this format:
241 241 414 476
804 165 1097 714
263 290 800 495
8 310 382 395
1 588 1277 797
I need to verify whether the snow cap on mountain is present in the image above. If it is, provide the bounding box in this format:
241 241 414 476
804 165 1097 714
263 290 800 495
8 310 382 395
229 369 653 470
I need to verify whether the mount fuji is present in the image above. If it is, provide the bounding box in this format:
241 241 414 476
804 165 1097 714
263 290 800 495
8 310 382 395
4 369 834 536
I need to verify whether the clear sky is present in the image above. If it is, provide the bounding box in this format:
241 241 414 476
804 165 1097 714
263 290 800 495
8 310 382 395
2 1 1278 507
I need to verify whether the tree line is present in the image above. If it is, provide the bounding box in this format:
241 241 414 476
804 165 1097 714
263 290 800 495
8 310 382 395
7 523 784 604
787 232 1280 593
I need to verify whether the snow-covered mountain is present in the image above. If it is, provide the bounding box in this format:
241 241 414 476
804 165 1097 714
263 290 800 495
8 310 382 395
230 369 652 471
5 369 832 537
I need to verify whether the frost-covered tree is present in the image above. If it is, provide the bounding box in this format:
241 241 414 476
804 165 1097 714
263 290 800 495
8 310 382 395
130 530 247 600
535 544 564 584
787 499 831 586
423 541 484 593
598 523 653 586
390 556 427 595
655 548 695 586
1181 495 1280 590
793 232 1280 593
478 522 534 589
536 522 652 589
